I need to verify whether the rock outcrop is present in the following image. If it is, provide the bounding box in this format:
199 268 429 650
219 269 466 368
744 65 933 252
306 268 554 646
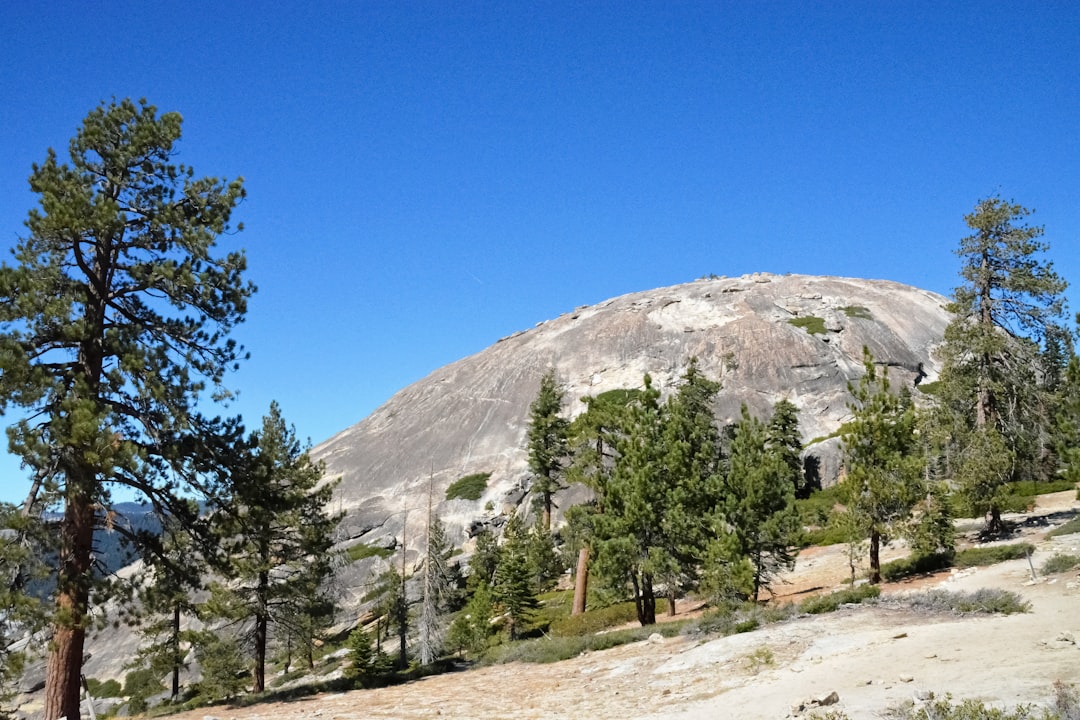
313 273 951 596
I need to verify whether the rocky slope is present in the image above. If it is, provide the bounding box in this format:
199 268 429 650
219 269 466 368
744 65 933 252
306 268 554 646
313 273 951 599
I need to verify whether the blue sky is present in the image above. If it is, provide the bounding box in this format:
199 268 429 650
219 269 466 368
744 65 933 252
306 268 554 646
1 2 1078 504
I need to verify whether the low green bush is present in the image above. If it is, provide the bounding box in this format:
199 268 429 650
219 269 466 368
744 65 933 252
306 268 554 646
1041 553 1080 575
549 598 666 637
85 678 123 698
915 380 942 396
445 472 490 501
799 584 880 615
842 305 874 320
345 542 394 563
796 485 847 526
954 543 1033 568
1006 480 1077 496
685 602 795 637
880 552 954 582
815 684 1078 719
1046 516 1080 539
482 621 685 665
788 316 827 335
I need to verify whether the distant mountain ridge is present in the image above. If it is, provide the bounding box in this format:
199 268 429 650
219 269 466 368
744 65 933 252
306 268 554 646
311 273 951 601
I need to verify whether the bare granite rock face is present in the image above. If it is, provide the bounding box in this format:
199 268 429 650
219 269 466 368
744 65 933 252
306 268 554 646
313 273 951 589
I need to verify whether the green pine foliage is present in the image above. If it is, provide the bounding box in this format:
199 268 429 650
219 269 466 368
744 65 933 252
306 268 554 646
191 630 247 702
840 348 925 584
527 370 571 528
0 504 49 715
493 519 540 640
788 316 827 335
0 98 253 720
713 404 801 601
933 197 1068 534
447 582 494 657
524 519 563 592
205 402 342 693
467 527 501 591
418 511 462 665
344 626 392 681
445 473 490 502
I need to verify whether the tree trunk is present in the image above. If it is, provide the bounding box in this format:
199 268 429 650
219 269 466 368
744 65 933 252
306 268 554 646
869 529 881 584
640 573 656 625
171 603 181 700
571 548 589 616
253 612 267 693
397 597 407 670
667 587 676 617
44 479 96 720
253 566 269 693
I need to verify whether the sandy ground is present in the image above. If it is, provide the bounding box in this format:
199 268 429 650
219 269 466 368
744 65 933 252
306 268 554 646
148 492 1080 719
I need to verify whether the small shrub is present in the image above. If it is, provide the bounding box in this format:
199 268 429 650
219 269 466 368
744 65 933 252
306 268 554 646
549 598 667 636
842 305 873 320
345 542 394 563
1047 516 1080 539
482 622 685 665
916 380 942 396
789 316 827 335
902 588 1030 615
1041 553 1080 575
742 645 774 673
879 692 1051 719
123 667 164 714
880 552 954 582
445 472 490 501
1053 680 1080 720
85 678 123 698
1006 480 1077 496
799 584 880 615
954 543 1034 568
685 602 795 638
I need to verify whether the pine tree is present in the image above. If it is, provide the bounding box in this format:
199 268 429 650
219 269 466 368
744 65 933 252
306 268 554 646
0 503 49 715
527 369 571 529
719 404 801 600
1056 356 1080 484
656 359 723 613
588 365 724 625
418 508 460 665
768 398 807 497
467 527 500 592
446 581 493 658
492 518 538 640
129 507 203 702
0 98 251 720
207 403 341 693
935 197 1068 533
565 388 639 615
841 349 925 584
590 375 666 625
190 630 246 702
524 519 562 592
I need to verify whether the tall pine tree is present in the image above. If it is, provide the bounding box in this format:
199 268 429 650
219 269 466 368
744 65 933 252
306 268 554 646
0 99 251 720
717 404 801 600
206 403 341 693
841 349 924 583
935 197 1068 532
526 369 570 530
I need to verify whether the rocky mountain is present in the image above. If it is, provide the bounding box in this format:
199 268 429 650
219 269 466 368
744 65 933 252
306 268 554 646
313 273 952 602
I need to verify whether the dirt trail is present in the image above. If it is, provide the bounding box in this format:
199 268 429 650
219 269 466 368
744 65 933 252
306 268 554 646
164 492 1080 720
